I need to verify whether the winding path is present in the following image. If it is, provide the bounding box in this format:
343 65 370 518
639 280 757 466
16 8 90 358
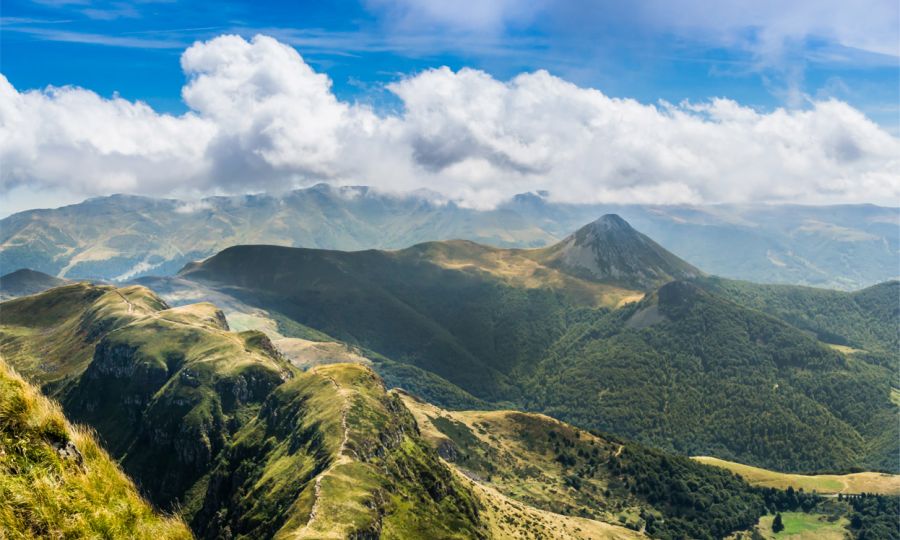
300 372 354 535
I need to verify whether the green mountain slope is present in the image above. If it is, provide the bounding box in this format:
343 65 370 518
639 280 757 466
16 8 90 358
178 235 646 401
176 221 898 473
696 277 899 355
1 185 896 289
2 282 896 539
0 358 191 539
523 281 897 473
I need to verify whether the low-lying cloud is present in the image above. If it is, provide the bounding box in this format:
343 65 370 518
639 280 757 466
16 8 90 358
1 34 897 209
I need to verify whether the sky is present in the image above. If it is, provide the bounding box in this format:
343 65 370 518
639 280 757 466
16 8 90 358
1 0 898 215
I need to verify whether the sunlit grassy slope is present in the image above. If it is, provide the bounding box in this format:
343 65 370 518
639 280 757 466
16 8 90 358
399 391 782 540
0 358 192 539
693 457 900 495
755 512 849 540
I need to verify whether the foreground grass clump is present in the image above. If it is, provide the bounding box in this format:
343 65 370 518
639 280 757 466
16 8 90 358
0 359 192 539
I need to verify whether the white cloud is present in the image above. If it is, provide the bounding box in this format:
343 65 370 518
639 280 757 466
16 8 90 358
0 33 898 214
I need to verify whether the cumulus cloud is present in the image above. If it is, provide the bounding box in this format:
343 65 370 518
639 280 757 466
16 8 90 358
0 33 898 210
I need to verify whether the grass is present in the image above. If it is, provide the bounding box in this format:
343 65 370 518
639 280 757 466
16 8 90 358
408 239 643 308
455 468 642 540
0 359 191 539
693 456 900 495
825 343 865 354
399 392 652 529
757 512 848 539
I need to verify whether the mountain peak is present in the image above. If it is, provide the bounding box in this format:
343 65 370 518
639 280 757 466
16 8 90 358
581 214 632 234
539 215 702 290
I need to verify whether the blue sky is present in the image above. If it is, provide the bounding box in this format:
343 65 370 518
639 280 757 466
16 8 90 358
3 0 898 130
0 1 898 216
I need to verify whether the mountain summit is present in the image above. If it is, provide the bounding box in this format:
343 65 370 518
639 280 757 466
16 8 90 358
538 214 702 289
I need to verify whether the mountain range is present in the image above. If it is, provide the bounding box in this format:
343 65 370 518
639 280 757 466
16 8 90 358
1 184 896 289
1 213 897 539
0 281 817 540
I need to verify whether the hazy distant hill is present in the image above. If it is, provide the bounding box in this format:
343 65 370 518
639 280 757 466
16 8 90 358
176 217 899 474
1 184 895 289
0 268 69 300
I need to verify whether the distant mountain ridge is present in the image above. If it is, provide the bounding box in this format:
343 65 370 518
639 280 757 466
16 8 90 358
1 184 896 289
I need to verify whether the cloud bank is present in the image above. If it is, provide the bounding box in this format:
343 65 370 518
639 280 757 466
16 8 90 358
1 34 898 209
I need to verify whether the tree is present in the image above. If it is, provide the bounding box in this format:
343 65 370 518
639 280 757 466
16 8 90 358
772 513 785 533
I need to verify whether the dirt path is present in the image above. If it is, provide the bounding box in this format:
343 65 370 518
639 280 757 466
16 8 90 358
300 373 354 534
114 290 135 313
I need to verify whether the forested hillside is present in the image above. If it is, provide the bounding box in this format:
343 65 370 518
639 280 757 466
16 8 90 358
176 218 899 474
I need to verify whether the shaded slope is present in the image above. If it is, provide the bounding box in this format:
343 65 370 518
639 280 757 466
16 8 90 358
178 243 635 401
0 358 191 539
0 268 70 300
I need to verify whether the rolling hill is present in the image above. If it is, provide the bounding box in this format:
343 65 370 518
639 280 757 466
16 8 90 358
175 217 899 474
0 268 70 300
1 184 896 289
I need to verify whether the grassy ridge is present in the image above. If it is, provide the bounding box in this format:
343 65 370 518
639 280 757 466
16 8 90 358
0 358 191 539
693 457 900 495
402 392 775 539
0 283 294 511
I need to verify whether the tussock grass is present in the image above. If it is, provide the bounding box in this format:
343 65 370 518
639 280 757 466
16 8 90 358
0 359 192 539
